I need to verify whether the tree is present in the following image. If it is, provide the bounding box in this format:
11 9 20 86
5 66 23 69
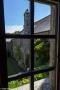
34 39 49 68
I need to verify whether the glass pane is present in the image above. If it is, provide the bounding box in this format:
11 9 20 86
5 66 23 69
6 39 31 76
34 39 55 69
34 70 55 90
34 2 56 35
8 76 30 90
4 0 31 35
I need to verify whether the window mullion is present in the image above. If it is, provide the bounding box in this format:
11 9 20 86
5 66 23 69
56 4 60 90
30 0 34 90
0 0 8 88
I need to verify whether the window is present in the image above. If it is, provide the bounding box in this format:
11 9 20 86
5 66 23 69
0 0 59 90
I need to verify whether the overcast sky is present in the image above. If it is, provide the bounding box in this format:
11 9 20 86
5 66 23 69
4 0 51 33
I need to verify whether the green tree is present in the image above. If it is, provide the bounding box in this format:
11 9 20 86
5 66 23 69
34 39 49 68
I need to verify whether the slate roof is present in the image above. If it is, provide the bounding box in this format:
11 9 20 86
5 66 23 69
34 15 51 33
20 15 51 34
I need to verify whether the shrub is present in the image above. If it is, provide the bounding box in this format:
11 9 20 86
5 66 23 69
34 39 49 68
8 73 48 89
34 73 48 81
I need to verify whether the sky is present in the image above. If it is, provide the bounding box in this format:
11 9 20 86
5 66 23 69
4 0 51 33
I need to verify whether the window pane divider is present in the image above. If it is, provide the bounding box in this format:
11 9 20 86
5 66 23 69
8 66 55 82
5 34 56 39
30 0 34 90
0 0 59 89
0 0 8 88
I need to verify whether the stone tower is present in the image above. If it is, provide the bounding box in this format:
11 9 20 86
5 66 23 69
22 9 31 69
24 9 31 34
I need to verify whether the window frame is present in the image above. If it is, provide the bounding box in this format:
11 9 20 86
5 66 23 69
0 0 59 90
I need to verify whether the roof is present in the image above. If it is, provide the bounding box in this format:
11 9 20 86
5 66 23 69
10 15 51 35
34 15 51 33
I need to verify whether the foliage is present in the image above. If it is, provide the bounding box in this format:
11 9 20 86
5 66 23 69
34 73 48 81
8 38 49 88
8 72 48 89
8 77 30 88
34 39 49 67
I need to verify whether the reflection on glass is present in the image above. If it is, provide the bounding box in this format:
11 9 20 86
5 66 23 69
6 39 31 76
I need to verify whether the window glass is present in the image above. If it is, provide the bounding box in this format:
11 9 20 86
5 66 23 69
34 70 55 90
4 0 30 35
8 76 30 90
3 0 57 90
34 2 55 35
34 39 55 69
6 39 31 76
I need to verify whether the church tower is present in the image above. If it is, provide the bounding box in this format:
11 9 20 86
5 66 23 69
24 9 31 34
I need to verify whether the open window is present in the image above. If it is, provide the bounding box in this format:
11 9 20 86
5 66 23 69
0 0 59 90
